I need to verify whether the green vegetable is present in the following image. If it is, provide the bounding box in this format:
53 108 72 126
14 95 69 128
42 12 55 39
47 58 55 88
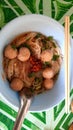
47 36 53 40
0 6 5 28
17 43 31 50
26 37 31 41
24 44 31 50
34 33 41 39
28 72 35 78
35 85 41 90
44 62 51 65
43 62 52 68
33 77 42 85
41 47 46 51
35 77 40 83
52 42 56 48
45 43 50 49
52 54 59 61
42 42 50 51
30 87 34 92
41 39 47 44
11 44 17 49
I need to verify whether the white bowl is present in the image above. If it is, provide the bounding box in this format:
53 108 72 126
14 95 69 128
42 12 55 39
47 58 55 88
0 14 72 112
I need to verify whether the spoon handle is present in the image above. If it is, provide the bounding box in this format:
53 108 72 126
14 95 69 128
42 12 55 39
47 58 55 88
13 95 32 130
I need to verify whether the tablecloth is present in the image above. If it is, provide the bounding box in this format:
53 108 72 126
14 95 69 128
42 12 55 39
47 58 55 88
0 0 73 130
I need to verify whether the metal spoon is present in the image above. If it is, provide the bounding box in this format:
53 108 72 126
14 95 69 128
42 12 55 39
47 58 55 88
13 87 34 130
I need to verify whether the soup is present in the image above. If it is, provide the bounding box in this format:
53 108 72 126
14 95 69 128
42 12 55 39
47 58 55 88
3 32 62 94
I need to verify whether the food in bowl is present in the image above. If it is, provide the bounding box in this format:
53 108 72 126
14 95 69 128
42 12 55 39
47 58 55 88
3 31 62 94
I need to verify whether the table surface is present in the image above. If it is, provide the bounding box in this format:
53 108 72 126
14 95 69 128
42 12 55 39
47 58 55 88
0 0 73 130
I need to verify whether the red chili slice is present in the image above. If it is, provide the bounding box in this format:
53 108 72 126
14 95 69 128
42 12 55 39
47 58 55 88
29 56 42 72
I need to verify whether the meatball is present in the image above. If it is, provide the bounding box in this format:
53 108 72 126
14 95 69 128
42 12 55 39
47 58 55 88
4 45 17 59
18 47 30 62
52 61 60 75
10 78 24 91
40 50 53 62
42 68 54 79
44 79 54 89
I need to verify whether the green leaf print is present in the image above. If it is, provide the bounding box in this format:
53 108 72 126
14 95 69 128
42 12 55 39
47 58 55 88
39 0 43 14
53 0 72 20
0 6 5 28
22 0 37 13
54 100 65 120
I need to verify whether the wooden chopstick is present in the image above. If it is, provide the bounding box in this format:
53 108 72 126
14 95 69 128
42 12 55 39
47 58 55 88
65 16 70 113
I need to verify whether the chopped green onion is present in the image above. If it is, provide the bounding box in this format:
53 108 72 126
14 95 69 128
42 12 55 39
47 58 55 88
52 54 59 61
42 47 46 51
11 44 17 49
44 62 50 65
35 85 41 90
43 62 52 68
45 43 50 49
30 87 34 92
17 43 30 50
26 37 30 41
17 44 25 49
34 33 41 39
52 42 56 48
24 44 31 50
41 39 47 44
28 72 35 78
47 36 53 40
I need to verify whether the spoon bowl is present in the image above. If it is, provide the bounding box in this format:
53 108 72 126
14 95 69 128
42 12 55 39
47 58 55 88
13 87 34 130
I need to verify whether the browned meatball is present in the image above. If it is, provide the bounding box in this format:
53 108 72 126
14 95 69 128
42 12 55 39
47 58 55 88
40 50 53 62
10 78 24 91
17 47 30 62
42 68 54 79
52 61 60 75
44 79 54 89
4 45 17 59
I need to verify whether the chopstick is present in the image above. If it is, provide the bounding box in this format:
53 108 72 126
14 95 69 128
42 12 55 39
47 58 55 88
65 16 70 113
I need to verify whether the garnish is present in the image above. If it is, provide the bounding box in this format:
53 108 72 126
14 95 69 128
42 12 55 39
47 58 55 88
44 62 51 65
17 43 31 50
41 39 47 44
41 47 46 51
11 44 17 49
31 64 42 72
41 40 50 51
42 62 52 68
32 77 42 90
28 77 43 92
28 72 35 78
26 37 31 41
34 33 41 39
30 87 34 92
47 36 53 40
29 56 42 72
17 44 25 49
52 42 56 48
24 44 31 50
45 43 50 49
52 54 59 61
35 85 41 90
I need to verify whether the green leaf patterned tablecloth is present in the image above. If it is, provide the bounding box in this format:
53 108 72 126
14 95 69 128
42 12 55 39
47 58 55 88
0 0 73 130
